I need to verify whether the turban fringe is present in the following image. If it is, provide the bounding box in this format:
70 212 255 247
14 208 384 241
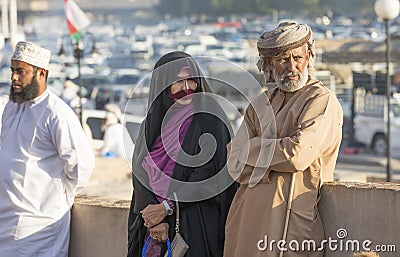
257 31 311 57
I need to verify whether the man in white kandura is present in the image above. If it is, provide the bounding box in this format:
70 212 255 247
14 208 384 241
0 41 95 257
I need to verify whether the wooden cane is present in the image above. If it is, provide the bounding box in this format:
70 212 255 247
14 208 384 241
279 172 296 257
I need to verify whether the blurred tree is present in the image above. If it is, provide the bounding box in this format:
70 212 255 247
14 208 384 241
155 0 178 15
155 0 376 16
190 0 212 14
320 0 375 14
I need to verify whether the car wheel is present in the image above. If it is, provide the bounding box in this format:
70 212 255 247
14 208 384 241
372 134 386 156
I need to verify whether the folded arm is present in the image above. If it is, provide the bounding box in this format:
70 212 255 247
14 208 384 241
227 92 340 184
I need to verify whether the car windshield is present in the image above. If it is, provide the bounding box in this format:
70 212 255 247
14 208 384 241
72 76 115 96
115 75 140 85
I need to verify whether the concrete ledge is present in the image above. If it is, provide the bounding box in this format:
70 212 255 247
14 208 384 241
320 182 400 257
69 195 131 257
69 182 400 257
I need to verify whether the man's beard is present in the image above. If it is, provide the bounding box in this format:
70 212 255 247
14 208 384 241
273 67 309 92
9 76 39 103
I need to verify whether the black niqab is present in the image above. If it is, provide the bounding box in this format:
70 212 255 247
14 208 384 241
128 51 237 257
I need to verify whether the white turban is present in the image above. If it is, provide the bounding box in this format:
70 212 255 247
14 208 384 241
257 22 313 57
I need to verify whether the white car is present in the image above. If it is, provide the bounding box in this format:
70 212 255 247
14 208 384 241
353 102 400 155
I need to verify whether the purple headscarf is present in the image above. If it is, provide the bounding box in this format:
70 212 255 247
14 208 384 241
142 102 194 202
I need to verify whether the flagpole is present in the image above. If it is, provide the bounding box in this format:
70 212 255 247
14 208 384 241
65 0 90 125
74 40 83 125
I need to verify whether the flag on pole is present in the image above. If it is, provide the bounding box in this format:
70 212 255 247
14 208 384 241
64 0 90 42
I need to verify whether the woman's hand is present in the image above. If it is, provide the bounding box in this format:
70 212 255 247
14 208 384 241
149 223 169 242
140 203 167 228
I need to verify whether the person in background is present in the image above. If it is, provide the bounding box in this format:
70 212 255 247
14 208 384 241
0 98 4 132
60 78 79 109
0 41 94 257
127 51 237 257
224 22 343 257
97 103 125 158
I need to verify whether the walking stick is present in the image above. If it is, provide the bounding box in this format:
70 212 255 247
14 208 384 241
279 172 296 257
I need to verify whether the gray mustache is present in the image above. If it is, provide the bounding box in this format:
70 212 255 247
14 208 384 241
283 72 301 78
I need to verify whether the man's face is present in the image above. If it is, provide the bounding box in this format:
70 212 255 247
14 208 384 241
9 60 39 103
269 44 310 92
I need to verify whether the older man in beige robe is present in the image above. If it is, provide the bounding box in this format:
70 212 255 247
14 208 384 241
224 22 343 257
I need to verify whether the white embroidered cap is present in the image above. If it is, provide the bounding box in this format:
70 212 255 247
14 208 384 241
11 41 51 70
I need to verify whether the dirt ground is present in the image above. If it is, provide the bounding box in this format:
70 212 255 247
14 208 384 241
79 157 133 200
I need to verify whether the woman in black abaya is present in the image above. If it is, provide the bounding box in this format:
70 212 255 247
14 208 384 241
127 51 237 257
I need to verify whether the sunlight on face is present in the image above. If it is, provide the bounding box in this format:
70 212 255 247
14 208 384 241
270 45 310 92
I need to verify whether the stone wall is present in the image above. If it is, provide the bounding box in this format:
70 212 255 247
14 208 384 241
319 182 400 257
69 196 131 257
69 182 400 257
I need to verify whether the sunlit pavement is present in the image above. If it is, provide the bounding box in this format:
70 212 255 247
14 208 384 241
336 146 400 183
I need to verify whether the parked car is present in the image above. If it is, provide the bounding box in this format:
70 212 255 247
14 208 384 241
71 74 115 97
90 85 131 110
112 68 142 86
353 94 400 155
91 73 151 115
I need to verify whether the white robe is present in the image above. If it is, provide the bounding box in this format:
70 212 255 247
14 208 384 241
98 123 125 157
0 99 4 132
0 89 94 257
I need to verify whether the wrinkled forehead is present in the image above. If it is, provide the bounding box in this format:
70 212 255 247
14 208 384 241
270 44 309 59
